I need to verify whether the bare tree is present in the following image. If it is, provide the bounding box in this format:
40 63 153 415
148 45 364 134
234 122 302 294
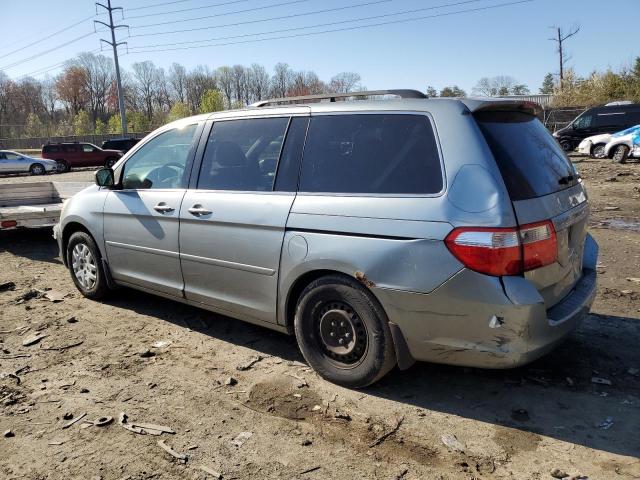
271 62 293 98
74 52 115 127
216 66 234 107
289 70 326 96
168 63 187 104
131 61 158 121
185 65 217 113
247 63 270 102
329 72 361 93
472 76 521 96
232 64 247 106
41 76 58 129
549 25 580 88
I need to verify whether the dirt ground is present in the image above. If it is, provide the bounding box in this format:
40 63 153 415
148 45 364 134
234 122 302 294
0 158 639 480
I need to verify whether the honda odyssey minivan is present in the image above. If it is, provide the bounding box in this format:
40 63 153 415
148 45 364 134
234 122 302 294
54 90 598 387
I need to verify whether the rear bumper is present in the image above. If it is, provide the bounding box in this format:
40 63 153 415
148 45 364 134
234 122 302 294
375 242 598 369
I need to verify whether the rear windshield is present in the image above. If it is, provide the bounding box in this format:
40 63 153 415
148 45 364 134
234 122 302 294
475 111 577 201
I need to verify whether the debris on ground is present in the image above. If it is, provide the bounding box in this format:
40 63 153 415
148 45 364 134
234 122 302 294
157 439 187 463
0 281 16 292
551 468 569 479
0 372 21 385
152 340 171 348
41 340 83 352
596 416 614 430
93 416 114 427
198 465 222 479
22 333 47 347
282 372 308 388
626 277 640 284
139 349 155 358
16 288 45 303
591 377 612 386
3 429 15 438
369 416 404 447
224 376 238 386
43 290 65 302
230 431 252 447
62 412 86 429
118 412 175 435
236 355 264 371
440 433 465 453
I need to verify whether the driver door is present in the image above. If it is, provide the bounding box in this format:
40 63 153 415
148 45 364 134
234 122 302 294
103 122 202 296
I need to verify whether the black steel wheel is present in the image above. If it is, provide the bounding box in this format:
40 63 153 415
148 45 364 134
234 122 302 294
294 274 396 388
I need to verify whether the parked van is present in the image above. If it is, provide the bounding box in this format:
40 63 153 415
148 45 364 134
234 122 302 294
553 103 640 152
42 142 123 172
54 90 598 387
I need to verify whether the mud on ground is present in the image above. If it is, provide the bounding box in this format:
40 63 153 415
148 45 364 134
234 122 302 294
0 157 639 479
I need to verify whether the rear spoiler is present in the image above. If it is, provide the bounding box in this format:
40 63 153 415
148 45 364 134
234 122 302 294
460 98 543 117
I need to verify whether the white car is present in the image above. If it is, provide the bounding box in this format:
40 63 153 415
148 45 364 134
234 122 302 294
604 125 640 163
0 150 58 175
577 134 612 158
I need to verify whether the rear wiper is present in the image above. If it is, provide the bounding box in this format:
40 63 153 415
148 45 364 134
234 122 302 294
558 174 577 185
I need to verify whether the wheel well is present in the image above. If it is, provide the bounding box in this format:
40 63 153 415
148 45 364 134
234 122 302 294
285 269 346 328
61 222 91 265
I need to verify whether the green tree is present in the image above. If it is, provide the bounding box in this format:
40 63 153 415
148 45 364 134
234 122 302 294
168 102 191 122
539 73 555 94
95 119 108 134
128 111 150 133
73 110 92 135
439 86 466 97
108 115 122 134
426 85 438 97
199 89 225 113
25 113 44 137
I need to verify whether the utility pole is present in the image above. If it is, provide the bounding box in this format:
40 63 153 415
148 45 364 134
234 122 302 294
548 25 580 89
95 0 128 135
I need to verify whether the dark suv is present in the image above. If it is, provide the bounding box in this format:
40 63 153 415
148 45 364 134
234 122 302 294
553 103 640 151
101 138 140 153
42 142 122 172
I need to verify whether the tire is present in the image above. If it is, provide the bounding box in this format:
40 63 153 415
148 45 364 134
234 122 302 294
560 140 573 152
29 163 45 175
591 143 606 159
56 160 70 173
105 157 118 168
294 274 396 388
612 145 630 164
66 231 109 299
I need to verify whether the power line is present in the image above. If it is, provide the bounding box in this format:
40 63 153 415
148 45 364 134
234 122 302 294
129 0 532 53
127 0 252 20
132 0 486 48
14 49 104 80
127 0 192 11
130 0 393 37
133 0 311 29
0 14 97 60
0 32 97 71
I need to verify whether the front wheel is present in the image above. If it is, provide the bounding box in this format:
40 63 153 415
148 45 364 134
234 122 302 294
612 145 629 164
29 163 46 175
56 160 70 173
66 231 109 299
294 275 396 388
591 143 606 159
560 140 573 152
105 157 118 168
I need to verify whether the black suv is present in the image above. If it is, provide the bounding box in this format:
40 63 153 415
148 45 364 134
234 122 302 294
553 103 640 151
101 138 140 153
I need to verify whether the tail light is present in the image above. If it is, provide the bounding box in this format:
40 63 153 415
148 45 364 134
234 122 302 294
445 220 557 276
1 220 17 229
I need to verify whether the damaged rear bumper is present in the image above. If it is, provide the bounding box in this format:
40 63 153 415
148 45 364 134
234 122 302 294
374 237 598 370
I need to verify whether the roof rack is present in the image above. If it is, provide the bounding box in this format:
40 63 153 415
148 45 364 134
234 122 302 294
251 89 427 107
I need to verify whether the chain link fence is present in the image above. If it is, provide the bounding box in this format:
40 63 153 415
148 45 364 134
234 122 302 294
0 132 152 150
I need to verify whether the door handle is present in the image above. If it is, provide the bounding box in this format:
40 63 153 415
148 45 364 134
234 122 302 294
188 204 212 216
153 202 175 213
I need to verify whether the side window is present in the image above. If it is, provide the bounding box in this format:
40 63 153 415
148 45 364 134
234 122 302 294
122 124 198 190
5 153 20 160
299 114 443 195
197 117 289 191
82 144 94 153
573 114 593 129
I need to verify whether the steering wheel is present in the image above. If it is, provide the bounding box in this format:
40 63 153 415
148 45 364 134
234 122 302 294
147 162 185 188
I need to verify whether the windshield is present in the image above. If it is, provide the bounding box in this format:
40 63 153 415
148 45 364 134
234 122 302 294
475 111 577 201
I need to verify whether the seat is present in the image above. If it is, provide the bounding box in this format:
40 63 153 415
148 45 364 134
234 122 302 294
203 141 257 191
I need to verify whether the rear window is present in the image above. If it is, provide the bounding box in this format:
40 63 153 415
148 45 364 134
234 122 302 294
299 114 442 195
475 111 577 201
43 145 60 153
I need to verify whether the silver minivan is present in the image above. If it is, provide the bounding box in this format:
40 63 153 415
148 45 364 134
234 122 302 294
54 90 598 387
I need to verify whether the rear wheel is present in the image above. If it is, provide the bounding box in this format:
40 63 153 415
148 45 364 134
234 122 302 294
591 143 606 159
29 163 45 175
294 275 396 388
56 159 70 173
66 231 109 299
105 157 118 168
612 145 630 164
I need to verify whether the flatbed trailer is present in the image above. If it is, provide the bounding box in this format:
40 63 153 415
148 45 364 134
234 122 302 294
0 182 91 230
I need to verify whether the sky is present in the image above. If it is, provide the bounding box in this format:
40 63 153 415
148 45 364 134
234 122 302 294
1 0 639 94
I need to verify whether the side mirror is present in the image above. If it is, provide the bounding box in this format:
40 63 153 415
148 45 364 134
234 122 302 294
95 168 114 187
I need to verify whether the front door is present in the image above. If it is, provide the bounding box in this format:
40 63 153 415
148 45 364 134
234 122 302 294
103 122 201 296
179 116 299 323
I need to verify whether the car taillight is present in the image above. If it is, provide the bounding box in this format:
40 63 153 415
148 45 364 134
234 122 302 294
1 220 17 229
445 220 557 276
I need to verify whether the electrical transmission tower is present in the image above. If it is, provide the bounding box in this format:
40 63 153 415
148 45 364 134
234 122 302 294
95 0 128 135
